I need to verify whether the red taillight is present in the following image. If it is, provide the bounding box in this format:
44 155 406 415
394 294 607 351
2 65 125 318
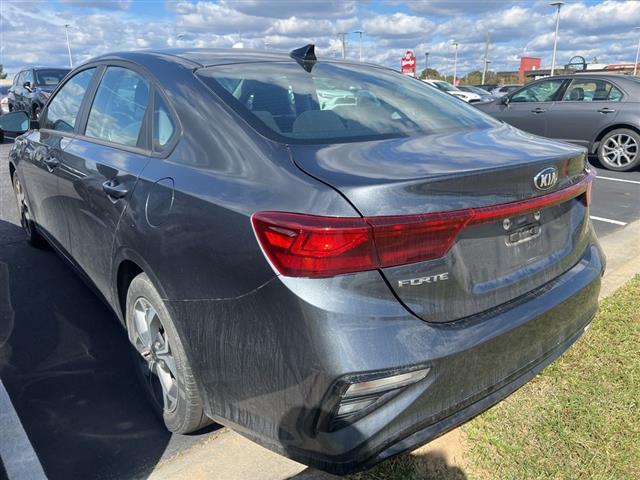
251 213 378 277
369 211 472 266
252 173 594 278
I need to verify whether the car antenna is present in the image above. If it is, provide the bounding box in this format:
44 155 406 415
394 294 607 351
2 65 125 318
290 44 316 73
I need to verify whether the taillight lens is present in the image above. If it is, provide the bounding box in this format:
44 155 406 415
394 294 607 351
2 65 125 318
251 213 377 277
252 172 594 278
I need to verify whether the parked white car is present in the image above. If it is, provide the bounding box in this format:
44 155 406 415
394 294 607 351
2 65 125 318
423 79 482 103
490 84 523 98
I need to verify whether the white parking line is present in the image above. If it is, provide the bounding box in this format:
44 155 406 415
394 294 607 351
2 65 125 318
0 379 47 480
590 216 628 226
596 176 640 185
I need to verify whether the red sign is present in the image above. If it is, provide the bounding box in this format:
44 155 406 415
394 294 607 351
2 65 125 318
401 50 416 76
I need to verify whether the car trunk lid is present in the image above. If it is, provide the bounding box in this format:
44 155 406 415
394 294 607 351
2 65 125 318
288 125 593 322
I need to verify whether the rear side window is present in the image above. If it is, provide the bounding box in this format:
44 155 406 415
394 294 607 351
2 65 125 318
197 62 498 144
85 66 150 147
153 93 175 149
562 79 623 102
35 69 69 87
511 79 564 103
42 68 96 132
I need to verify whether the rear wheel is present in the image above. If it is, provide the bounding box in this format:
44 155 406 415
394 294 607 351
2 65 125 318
597 128 640 171
12 174 46 247
126 273 211 434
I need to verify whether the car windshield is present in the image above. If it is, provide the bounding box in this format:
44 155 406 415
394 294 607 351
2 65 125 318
197 62 497 143
461 86 485 94
433 81 458 92
35 69 70 86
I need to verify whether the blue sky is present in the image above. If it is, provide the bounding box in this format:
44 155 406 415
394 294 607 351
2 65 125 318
1 1 639 78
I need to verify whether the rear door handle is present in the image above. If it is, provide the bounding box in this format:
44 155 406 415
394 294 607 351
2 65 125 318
597 108 616 114
102 180 129 199
531 107 547 114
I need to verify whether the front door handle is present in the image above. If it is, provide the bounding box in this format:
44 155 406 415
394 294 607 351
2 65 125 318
597 108 616 114
43 156 60 169
102 180 129 199
531 107 547 114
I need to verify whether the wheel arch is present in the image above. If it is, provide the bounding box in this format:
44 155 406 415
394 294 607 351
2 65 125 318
9 161 16 181
113 249 171 324
592 124 640 153
116 259 143 322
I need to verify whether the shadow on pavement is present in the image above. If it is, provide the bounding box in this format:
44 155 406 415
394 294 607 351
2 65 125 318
0 219 217 479
289 450 467 480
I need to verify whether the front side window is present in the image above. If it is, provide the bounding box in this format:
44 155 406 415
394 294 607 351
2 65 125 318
42 68 96 132
153 93 176 149
562 79 623 102
85 67 150 147
197 62 498 143
511 79 564 103
23 70 34 85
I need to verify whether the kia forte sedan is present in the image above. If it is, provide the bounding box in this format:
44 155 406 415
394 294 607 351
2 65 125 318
1 46 603 475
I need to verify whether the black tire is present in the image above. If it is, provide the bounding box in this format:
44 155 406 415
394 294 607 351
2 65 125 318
126 273 211 434
12 173 47 248
597 128 640 172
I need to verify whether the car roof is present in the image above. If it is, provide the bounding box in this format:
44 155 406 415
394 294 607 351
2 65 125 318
90 48 378 69
539 73 635 81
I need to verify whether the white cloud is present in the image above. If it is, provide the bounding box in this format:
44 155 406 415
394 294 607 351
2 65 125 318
0 0 638 79
363 13 436 38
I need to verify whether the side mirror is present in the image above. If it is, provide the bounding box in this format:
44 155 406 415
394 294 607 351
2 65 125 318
0 111 31 137
23 81 32 92
501 95 510 105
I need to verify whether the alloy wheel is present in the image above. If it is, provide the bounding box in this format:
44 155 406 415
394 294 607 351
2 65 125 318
131 297 179 413
601 133 639 168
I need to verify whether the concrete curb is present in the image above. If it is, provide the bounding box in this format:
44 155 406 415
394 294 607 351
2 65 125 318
150 220 640 480
598 219 640 299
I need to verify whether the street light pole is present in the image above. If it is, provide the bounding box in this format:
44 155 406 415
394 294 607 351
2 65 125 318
338 32 347 59
633 27 640 76
64 24 73 68
353 31 363 62
425 52 429 74
451 40 459 86
549 2 564 76
481 31 490 84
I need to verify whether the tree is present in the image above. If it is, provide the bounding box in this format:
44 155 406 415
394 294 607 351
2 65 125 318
419 68 444 80
460 70 483 85
0 64 7 80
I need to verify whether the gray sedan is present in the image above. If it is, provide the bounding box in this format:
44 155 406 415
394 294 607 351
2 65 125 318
476 74 640 171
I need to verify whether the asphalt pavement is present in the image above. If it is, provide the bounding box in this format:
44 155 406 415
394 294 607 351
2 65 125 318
0 140 638 479
0 141 220 480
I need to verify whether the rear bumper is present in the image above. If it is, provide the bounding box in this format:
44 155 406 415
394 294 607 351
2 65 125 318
167 242 603 475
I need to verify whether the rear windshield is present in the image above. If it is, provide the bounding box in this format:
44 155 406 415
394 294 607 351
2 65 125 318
35 69 70 86
197 61 498 144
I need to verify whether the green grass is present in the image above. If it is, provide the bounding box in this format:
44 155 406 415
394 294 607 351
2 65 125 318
348 276 640 480
465 275 640 480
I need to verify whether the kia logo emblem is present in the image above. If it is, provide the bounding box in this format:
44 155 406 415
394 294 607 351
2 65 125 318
534 167 558 191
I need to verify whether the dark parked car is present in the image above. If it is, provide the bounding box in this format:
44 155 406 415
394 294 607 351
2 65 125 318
474 83 498 92
8 67 70 119
476 75 640 171
0 47 603 475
